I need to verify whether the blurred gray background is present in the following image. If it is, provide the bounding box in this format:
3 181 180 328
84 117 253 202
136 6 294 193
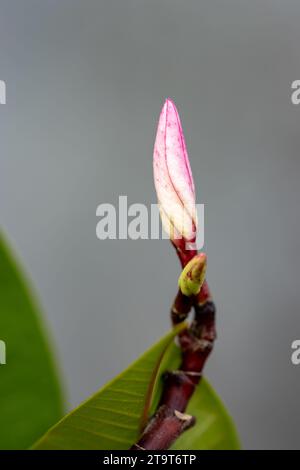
1 0 300 449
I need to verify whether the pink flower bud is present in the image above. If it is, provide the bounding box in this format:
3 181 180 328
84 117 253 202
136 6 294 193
153 99 197 246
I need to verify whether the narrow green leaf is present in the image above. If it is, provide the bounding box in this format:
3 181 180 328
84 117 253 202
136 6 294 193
0 233 64 449
152 343 241 450
33 325 184 450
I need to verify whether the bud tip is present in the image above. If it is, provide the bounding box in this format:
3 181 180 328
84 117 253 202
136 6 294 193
178 253 207 297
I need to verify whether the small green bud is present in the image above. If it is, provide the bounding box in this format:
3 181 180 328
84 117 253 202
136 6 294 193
178 253 207 297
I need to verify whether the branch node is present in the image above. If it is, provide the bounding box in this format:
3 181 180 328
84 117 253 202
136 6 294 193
131 443 146 450
192 338 213 352
163 369 195 387
174 409 195 429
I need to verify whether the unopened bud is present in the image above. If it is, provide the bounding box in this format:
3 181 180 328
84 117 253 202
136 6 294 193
178 253 207 296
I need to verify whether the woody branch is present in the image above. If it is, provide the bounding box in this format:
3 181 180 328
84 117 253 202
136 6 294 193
131 253 216 450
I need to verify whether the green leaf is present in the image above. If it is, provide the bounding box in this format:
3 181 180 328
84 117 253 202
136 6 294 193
32 324 185 450
33 321 239 450
152 343 241 450
0 233 64 449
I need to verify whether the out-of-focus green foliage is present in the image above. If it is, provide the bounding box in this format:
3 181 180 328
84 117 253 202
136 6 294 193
0 234 64 449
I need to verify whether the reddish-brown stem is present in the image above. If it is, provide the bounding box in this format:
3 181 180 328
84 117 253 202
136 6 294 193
130 239 216 450
172 239 197 268
171 289 193 325
131 297 216 450
131 405 195 451
160 301 216 409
